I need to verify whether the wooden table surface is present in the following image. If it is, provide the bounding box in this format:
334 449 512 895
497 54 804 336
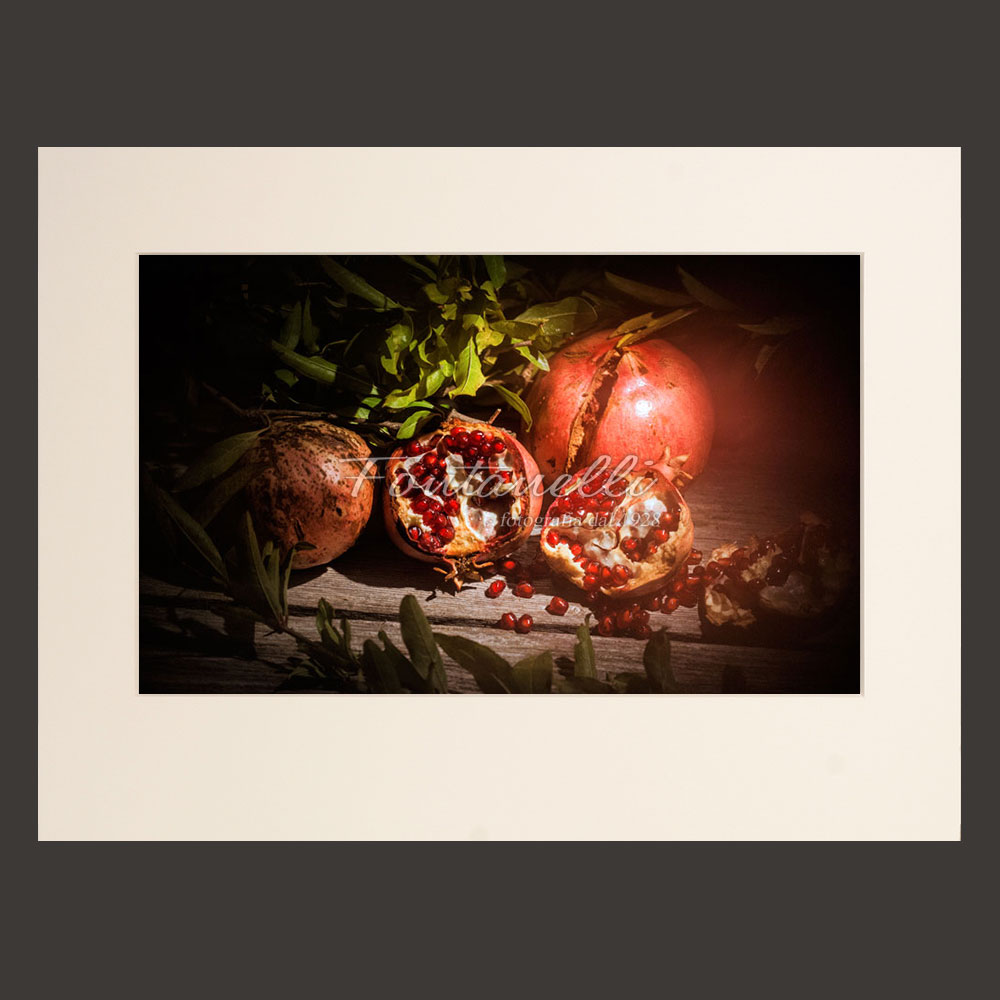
140 447 860 694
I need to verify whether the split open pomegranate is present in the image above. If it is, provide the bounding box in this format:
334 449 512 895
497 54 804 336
525 327 715 488
382 416 542 586
539 461 694 598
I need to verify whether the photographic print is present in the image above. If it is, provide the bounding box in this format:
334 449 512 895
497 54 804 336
140 254 860 694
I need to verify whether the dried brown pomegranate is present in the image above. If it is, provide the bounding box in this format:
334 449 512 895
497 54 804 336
525 328 715 488
244 420 374 570
383 416 542 586
540 462 694 599
699 513 853 635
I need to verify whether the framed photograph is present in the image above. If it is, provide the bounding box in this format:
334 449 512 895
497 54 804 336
38 148 960 839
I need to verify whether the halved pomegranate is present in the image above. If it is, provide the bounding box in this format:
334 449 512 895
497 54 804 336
382 416 542 586
539 461 694 598
525 327 715 488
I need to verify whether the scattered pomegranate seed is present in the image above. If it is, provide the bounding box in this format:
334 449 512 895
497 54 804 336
687 549 703 564
669 578 686 595
597 615 615 637
644 595 662 612
632 623 652 640
515 614 533 634
664 597 679 612
486 579 506 598
546 596 569 615
500 558 518 574
706 561 722 576
616 609 634 630
514 582 534 598
499 612 517 630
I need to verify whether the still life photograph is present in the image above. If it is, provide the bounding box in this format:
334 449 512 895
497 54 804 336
139 253 861 694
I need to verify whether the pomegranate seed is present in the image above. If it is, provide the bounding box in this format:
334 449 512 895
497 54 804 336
652 528 670 542
678 591 698 607
499 612 517 630
515 614 533 634
717 556 732 567
611 565 630 586
632 623 652 640
545 529 560 547
570 542 583 556
647 544 659 555
407 526 421 542
444 498 460 515
706 561 723 577
583 573 600 590
766 555 791 586
500 558 518 574
669 578 686 595
486 580 506 598
405 440 423 456
644 595 662 612
423 452 439 468
546 596 569 615
616 609 633 629
491 438 506 453
514 582 534 598
664 597 679 612
597 615 615 637
690 565 706 578
687 550 703 564
634 608 650 626
455 431 469 447
470 430 485 444
463 447 479 461
442 435 456 450
433 513 450 531
423 533 442 549
621 537 638 554
421 511 437 525
574 554 589 565
437 525 455 542
600 566 613 585
586 560 601 575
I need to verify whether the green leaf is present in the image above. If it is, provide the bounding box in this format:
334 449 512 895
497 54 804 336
491 320 539 341
514 344 550 372
489 383 532 430
361 640 404 693
573 621 597 680
279 302 302 349
379 630 431 692
174 430 263 492
396 409 434 440
435 633 513 693
511 651 553 693
380 319 415 376
227 512 283 625
398 255 438 280
399 595 448 692
301 294 319 351
514 297 598 337
450 340 485 398
643 628 678 693
193 461 255 526
270 341 375 393
483 255 507 291
737 315 805 339
320 257 402 310
614 307 698 348
605 271 694 308
677 267 739 312
148 479 226 580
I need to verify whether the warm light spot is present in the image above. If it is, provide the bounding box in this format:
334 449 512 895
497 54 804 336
635 398 653 418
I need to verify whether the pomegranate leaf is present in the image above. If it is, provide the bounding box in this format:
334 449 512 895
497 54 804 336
227 513 283 626
278 301 302 349
483 255 507 291
677 267 739 312
614 306 698 347
396 409 434 440
490 383 532 430
510 651 554 693
434 633 514 693
514 296 597 338
361 640 405 693
378 630 433 692
399 594 448 692
301 295 319 352
643 629 678 693
148 478 227 581
450 339 486 398
573 621 597 679
605 271 694 308
321 257 402 311
174 429 263 492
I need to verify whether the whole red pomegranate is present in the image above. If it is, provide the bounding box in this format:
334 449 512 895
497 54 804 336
245 420 374 569
540 461 694 599
383 416 542 585
525 328 715 487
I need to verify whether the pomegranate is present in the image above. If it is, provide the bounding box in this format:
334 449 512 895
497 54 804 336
699 513 854 635
382 416 542 586
244 420 374 570
540 461 694 599
525 327 715 488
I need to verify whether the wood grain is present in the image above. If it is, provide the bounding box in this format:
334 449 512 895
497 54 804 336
139 450 860 694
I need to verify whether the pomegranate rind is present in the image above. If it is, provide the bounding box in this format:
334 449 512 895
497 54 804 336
525 327 715 488
383 417 542 580
245 420 374 570
539 466 694 598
